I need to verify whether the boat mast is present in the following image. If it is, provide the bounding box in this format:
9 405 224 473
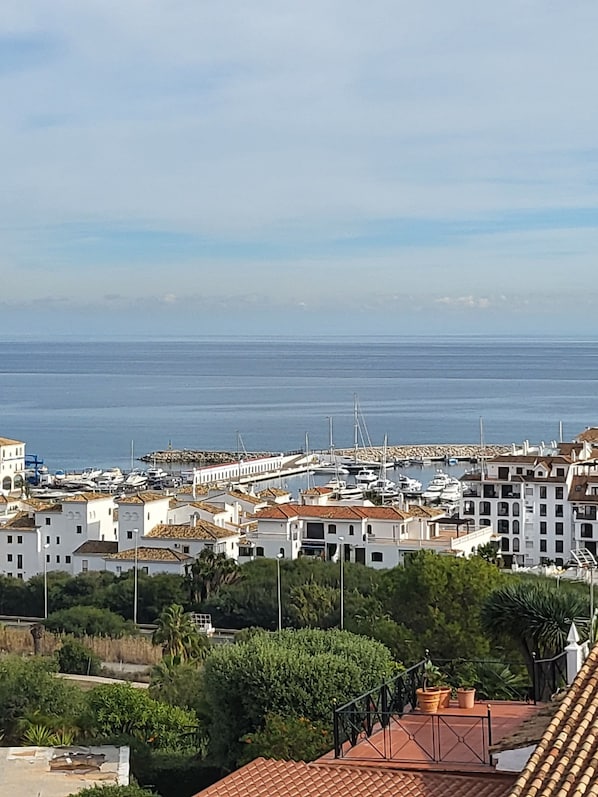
479 416 485 482
353 394 359 464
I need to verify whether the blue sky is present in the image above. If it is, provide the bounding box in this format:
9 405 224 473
1 2 598 336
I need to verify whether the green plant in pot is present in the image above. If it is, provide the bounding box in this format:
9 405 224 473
416 660 447 713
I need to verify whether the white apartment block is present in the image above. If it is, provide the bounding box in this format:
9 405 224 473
460 433 598 568
0 437 26 494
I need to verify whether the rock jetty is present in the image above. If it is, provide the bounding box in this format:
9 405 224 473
141 443 509 465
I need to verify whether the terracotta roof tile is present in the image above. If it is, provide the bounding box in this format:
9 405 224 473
0 437 24 446
73 540 119 555
508 642 598 797
116 491 167 504
0 511 37 530
107 546 192 562
146 521 234 540
193 758 515 797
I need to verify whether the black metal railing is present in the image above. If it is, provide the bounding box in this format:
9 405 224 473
435 658 533 703
333 659 426 757
532 650 567 703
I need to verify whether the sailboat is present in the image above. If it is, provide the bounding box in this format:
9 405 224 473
315 417 349 473
343 395 385 472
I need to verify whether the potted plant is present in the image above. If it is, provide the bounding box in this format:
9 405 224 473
457 685 476 709
416 661 445 714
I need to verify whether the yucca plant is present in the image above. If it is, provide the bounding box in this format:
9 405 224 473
49 727 76 747
22 724 56 746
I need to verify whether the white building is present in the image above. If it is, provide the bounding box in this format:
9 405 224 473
246 502 497 569
460 435 598 568
0 511 40 580
104 546 193 576
0 437 26 495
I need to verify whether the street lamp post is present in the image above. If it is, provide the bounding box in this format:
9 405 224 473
276 553 283 631
133 529 139 625
43 543 50 619
338 536 345 630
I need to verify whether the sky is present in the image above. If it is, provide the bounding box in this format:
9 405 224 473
1 1 598 336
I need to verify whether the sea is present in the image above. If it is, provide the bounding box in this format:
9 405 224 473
1 335 598 473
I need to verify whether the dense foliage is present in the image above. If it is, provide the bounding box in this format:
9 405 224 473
68 786 159 797
201 627 394 767
239 713 333 764
45 606 135 638
57 636 102 676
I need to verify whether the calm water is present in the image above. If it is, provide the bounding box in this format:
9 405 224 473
1 335 597 471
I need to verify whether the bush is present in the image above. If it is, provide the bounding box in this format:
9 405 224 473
239 713 333 764
68 786 159 797
202 628 393 767
44 606 135 638
57 636 102 676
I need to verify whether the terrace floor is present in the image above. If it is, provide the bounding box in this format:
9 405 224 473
323 700 543 773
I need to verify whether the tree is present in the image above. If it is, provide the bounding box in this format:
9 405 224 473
44 606 135 637
185 550 240 605
239 713 333 764
377 550 504 660
68 786 159 797
57 636 102 676
152 604 211 662
481 579 588 676
201 628 394 768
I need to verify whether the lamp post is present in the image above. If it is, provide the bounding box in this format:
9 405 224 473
43 543 50 619
338 536 345 630
276 553 283 631
133 529 139 625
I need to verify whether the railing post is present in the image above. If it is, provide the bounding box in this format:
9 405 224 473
487 705 493 762
380 679 389 728
333 703 341 758
531 651 538 704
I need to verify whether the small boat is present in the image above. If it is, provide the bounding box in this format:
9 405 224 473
440 479 463 502
315 461 350 474
147 467 168 482
82 467 102 480
369 477 397 494
99 467 124 485
354 468 378 484
396 475 422 494
422 471 452 502
125 470 148 489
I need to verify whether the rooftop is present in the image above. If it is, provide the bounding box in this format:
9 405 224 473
193 757 516 797
146 521 234 540
0 745 128 797
115 491 167 504
106 546 192 562
73 540 119 555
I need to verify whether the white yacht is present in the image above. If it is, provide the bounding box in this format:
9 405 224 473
396 475 422 494
422 471 452 502
440 478 463 503
354 468 378 484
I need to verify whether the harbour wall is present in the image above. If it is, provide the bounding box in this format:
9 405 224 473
142 444 510 465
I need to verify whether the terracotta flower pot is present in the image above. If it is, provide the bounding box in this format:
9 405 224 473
437 686 452 709
416 687 441 714
457 687 476 709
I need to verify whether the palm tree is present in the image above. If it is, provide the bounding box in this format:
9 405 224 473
481 580 588 676
185 549 241 604
152 603 211 662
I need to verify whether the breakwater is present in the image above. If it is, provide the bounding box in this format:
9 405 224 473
141 443 509 465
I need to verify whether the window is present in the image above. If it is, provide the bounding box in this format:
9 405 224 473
279 547 285 558
513 520 520 534
367 524 372 535
540 504 547 517
479 501 491 516
555 558 564 568
7 536 12 544
501 537 509 552
17 555 22 569
540 540 547 553
46 554 50 563
7 554 12 562
556 468 565 477
540 522 547 535
463 500 475 516
555 522 564 536
17 536 22 544
498 467 509 480
582 523 593 539
76 525 82 534
45 518 51 525
142 567 149 574
46 535 50 544
555 505 563 517
328 524 336 534
66 556 71 564
371 552 383 563
56 537 60 545
498 502 509 517
497 519 509 534
555 541 564 554
512 538 520 552
516 467 523 475
555 487 564 500
183 545 190 554
127 531 133 539
116 566 122 574
480 518 492 527
82 560 89 572
512 502 520 517
349 524 354 536
255 547 264 557
540 486 547 499
56 555 60 563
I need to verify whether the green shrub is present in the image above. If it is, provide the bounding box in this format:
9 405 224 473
68 786 159 797
57 636 102 676
44 606 135 638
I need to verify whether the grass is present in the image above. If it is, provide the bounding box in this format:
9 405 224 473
0 626 162 665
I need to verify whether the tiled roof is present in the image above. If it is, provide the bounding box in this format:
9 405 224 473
301 487 333 495
60 492 112 502
258 488 291 498
0 437 24 446
0 511 37 530
508 641 598 797
227 490 265 505
21 498 56 511
146 521 235 540
73 540 119 555
575 427 598 443
255 503 412 521
115 491 167 504
193 757 515 797
107 546 192 562
407 504 446 518
569 475 598 503
188 500 227 514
